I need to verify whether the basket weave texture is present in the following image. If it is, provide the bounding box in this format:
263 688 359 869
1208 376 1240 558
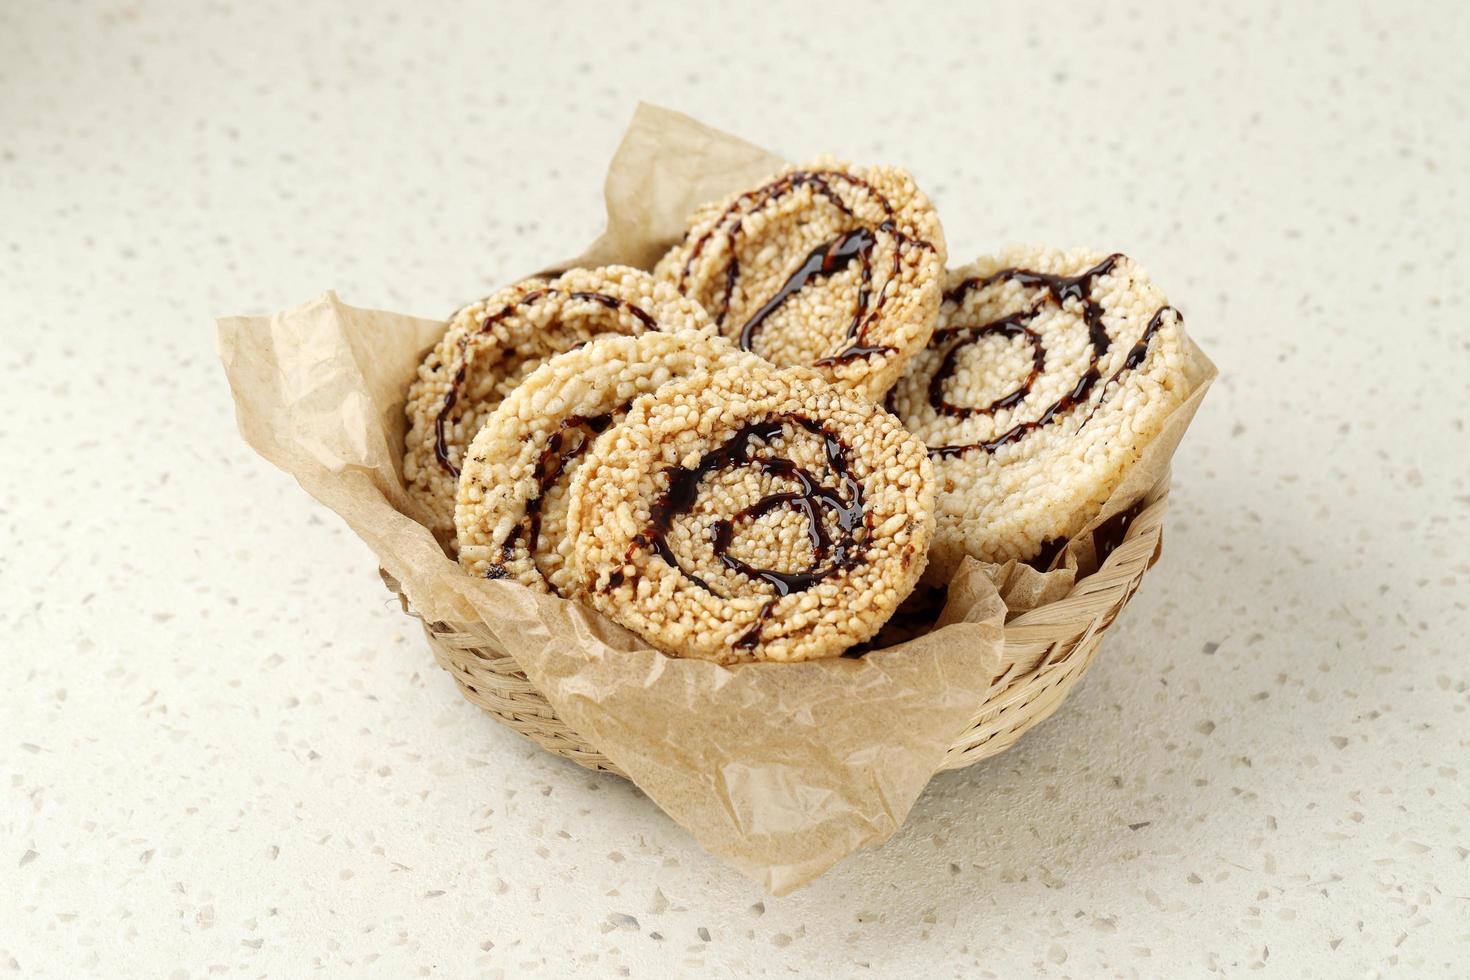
387 485 1169 780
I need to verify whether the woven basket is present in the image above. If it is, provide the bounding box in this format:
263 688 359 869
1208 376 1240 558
385 482 1168 779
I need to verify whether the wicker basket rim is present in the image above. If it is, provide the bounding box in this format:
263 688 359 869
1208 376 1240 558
385 484 1168 776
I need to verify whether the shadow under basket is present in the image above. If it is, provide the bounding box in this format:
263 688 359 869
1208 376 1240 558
385 487 1169 780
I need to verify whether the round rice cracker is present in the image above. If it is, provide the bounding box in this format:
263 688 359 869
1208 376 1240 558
886 246 1193 580
402 266 712 550
654 158 946 401
568 366 936 664
454 332 762 597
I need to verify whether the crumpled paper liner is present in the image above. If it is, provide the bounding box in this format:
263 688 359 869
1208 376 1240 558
217 103 1215 894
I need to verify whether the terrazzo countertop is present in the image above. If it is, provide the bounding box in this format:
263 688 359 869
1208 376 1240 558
4 2 1467 976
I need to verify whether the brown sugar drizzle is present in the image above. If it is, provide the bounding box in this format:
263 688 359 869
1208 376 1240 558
609 413 869 650
924 254 1177 459
433 289 659 477
676 169 935 369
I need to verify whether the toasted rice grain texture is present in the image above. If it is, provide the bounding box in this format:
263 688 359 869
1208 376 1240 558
886 246 1192 579
454 332 762 596
653 157 946 401
568 366 935 664
402 266 712 549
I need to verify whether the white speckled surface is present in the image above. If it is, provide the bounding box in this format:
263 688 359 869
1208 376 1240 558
4 1 1468 976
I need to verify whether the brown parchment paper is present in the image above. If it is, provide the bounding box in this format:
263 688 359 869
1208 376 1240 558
217 103 1215 894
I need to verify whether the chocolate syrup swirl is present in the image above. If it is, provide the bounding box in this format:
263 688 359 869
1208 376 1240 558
927 311 1046 419
679 170 891 293
734 599 778 651
433 289 658 477
811 220 908 368
924 255 1177 459
708 455 864 595
480 412 615 593
738 228 875 353
678 169 933 369
622 413 868 649
1119 305 1173 374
